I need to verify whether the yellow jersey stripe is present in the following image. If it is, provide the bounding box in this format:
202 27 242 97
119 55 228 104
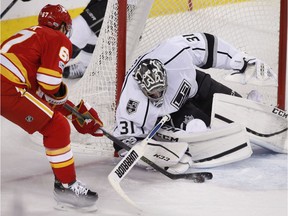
1 65 24 85
0 53 31 88
46 145 71 156
37 67 62 78
37 80 61 92
15 87 54 118
50 158 75 169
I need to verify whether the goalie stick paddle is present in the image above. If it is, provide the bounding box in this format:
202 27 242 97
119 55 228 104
101 127 212 181
107 114 170 208
63 103 212 182
63 103 213 208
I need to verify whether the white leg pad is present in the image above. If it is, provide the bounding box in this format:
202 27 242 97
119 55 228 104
188 125 252 168
156 123 253 168
136 139 189 168
166 154 192 174
211 93 288 153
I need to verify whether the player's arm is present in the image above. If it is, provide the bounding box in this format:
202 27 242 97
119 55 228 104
183 32 275 78
37 33 103 136
36 31 72 106
69 100 104 137
211 34 273 74
36 82 104 137
182 32 250 70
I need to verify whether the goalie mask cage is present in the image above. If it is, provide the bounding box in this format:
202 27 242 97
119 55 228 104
68 0 287 154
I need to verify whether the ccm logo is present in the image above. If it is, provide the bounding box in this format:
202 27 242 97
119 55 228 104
272 108 288 119
153 154 170 161
156 133 179 142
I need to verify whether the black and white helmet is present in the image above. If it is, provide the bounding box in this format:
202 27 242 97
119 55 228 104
133 59 167 107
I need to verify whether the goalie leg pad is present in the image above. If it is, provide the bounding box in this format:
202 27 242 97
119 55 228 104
166 154 193 174
211 93 288 153
188 125 252 168
155 123 252 168
135 139 190 173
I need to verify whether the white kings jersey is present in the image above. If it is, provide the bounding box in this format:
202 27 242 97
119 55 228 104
114 32 244 140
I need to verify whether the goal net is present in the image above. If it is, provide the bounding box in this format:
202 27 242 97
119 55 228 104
68 0 286 155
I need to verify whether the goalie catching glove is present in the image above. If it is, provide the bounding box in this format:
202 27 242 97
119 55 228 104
71 100 104 137
230 53 258 74
227 52 277 86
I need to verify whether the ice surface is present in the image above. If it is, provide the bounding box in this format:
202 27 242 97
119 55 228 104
1 0 287 215
1 117 287 216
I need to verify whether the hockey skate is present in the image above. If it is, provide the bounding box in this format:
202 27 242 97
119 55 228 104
63 61 86 79
54 179 98 212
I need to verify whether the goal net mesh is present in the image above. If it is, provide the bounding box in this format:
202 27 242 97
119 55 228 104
67 0 281 155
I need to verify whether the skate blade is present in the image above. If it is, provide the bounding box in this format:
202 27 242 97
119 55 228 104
54 202 98 213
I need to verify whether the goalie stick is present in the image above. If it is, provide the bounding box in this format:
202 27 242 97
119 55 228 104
63 103 212 182
101 128 212 181
107 114 171 208
64 103 212 208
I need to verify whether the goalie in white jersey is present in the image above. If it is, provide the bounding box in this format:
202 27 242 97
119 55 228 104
113 33 283 174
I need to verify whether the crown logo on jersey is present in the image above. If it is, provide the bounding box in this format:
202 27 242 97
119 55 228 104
126 99 139 114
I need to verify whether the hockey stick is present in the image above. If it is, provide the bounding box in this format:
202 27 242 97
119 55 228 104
101 127 212 181
1 0 18 19
63 103 212 207
63 103 212 181
108 114 170 208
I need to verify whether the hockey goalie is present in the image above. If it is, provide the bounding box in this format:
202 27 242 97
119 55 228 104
113 32 287 174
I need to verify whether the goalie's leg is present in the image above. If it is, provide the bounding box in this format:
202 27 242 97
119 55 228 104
190 70 241 120
211 93 288 153
170 70 242 128
155 123 252 168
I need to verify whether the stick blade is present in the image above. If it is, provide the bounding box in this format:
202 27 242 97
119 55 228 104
108 174 140 210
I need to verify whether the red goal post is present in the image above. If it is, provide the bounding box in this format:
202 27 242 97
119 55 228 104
115 0 287 109
278 0 287 110
68 0 287 154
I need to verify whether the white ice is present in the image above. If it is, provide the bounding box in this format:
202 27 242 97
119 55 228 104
1 116 287 216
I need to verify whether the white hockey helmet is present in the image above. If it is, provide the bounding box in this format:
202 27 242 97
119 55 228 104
133 59 167 107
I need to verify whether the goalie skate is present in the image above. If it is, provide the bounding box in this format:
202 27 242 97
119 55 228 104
54 179 98 212
63 61 86 79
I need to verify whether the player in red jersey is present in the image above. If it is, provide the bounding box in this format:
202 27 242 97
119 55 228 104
0 4 101 211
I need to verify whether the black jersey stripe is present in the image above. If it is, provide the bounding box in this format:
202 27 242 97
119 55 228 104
140 98 150 134
200 33 215 69
218 51 232 59
82 44 95 54
164 46 191 65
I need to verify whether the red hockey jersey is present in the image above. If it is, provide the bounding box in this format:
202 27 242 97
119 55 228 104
0 25 72 95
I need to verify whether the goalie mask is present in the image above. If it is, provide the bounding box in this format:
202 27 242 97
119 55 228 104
133 59 167 107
